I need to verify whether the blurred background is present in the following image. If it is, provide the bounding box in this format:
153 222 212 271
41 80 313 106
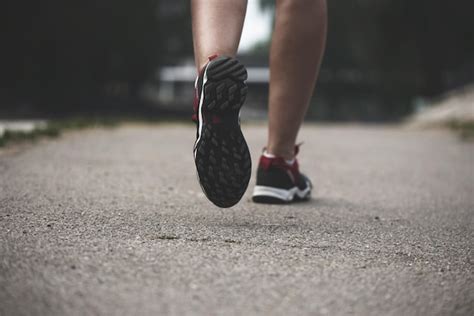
1 0 473 123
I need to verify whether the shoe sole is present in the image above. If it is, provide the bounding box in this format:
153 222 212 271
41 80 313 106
252 185 311 204
194 56 251 208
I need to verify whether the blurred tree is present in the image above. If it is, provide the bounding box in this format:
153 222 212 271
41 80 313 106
255 0 474 120
1 0 192 116
2 0 473 120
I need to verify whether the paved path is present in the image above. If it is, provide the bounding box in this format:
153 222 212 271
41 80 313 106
1 124 473 316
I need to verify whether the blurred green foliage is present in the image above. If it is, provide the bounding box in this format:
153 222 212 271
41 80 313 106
2 0 192 115
257 0 474 120
259 0 474 96
1 0 473 121
0 126 60 147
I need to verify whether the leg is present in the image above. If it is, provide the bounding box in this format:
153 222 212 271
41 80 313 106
191 0 252 208
267 0 327 159
191 0 248 70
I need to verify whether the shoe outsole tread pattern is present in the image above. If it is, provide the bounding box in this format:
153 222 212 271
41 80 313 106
194 56 251 208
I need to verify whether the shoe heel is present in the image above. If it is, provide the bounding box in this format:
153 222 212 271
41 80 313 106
203 57 248 113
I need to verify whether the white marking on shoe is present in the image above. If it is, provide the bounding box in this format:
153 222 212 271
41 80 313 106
193 63 210 159
252 182 311 202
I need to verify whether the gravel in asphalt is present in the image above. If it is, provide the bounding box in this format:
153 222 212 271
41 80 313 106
0 124 473 315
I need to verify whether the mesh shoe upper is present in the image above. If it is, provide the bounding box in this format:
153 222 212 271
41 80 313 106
256 154 310 191
253 144 312 205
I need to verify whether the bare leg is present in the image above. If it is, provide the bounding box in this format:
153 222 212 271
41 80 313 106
191 0 248 71
267 0 327 159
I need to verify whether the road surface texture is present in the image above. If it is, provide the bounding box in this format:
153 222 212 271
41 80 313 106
1 124 473 316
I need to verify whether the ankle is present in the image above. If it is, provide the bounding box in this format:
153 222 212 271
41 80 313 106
265 146 295 161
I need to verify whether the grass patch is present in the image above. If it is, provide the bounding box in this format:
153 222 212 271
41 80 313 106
0 125 60 148
0 117 122 148
48 117 120 130
0 116 191 148
447 121 474 141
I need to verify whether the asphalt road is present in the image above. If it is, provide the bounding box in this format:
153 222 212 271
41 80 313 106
1 124 473 316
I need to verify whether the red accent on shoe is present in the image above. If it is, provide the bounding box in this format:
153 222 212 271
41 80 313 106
196 54 219 78
192 55 220 122
258 145 303 185
192 86 199 122
193 88 199 111
258 155 300 185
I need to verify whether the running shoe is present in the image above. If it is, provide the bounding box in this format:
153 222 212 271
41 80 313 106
192 55 251 208
252 147 312 204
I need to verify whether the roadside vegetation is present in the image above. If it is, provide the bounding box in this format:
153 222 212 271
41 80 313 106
0 118 117 148
448 121 474 141
0 116 192 148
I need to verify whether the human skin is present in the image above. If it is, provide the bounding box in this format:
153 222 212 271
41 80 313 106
191 0 327 160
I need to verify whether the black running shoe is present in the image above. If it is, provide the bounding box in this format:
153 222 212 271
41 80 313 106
192 55 251 208
252 147 312 204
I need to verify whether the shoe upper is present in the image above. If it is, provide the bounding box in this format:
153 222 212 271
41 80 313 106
256 147 311 191
192 66 204 124
192 54 219 124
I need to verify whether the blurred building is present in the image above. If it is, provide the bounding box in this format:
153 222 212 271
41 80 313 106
146 55 269 116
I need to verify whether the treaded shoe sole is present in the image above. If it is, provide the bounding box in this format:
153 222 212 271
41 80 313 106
194 56 251 208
